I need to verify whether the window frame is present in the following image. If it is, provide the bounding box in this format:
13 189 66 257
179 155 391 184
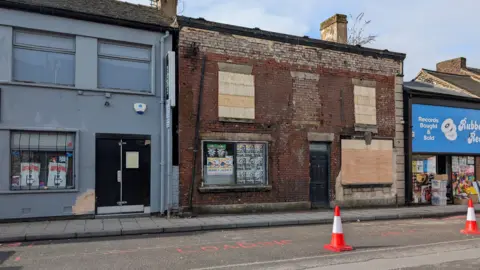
97 40 154 93
201 140 269 186
12 29 76 86
8 130 79 193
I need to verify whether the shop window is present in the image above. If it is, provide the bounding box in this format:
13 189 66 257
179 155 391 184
13 30 75 86
452 156 477 203
98 41 152 92
10 131 75 191
203 141 267 185
412 155 439 204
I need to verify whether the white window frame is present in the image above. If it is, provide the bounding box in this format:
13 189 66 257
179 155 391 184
12 29 76 86
97 40 154 93
201 140 269 186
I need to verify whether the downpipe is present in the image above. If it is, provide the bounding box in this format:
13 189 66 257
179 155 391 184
159 31 170 218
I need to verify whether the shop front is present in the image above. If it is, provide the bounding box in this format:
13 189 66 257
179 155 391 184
405 82 480 206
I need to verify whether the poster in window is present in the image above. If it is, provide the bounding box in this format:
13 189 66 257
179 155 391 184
20 162 41 187
468 156 475 165
206 143 227 158
416 160 424 173
427 156 436 173
47 157 68 188
206 156 233 176
452 156 459 172
236 143 265 184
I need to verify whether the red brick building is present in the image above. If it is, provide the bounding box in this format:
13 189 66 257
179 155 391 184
177 14 406 213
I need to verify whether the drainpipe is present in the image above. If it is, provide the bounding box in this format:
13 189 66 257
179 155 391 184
159 31 170 216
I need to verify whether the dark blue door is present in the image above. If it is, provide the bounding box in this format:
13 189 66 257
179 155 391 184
309 143 330 207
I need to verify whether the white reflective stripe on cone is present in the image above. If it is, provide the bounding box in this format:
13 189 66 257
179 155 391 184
332 216 343 233
467 207 476 221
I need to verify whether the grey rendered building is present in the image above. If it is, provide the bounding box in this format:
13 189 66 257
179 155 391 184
0 0 177 219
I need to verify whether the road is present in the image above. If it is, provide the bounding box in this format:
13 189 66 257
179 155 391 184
1 215 480 269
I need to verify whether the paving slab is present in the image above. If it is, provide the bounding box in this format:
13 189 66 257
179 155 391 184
0 204 472 243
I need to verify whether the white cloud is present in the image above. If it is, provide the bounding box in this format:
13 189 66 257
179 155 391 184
125 0 479 80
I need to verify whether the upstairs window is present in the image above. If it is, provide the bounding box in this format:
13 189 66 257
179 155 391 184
354 85 377 126
13 30 75 86
98 42 152 93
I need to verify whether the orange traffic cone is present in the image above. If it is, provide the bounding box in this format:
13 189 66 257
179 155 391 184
461 198 480 235
324 206 353 252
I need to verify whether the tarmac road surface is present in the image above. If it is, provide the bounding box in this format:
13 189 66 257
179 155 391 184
0 215 479 269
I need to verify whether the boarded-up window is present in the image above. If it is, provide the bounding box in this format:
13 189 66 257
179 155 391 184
354 85 376 125
218 71 255 120
341 139 393 185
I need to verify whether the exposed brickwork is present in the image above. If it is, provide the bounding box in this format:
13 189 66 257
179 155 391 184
178 26 403 209
436 57 466 74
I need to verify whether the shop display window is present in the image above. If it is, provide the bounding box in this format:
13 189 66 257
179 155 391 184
202 141 268 186
452 156 478 204
412 155 439 204
10 131 75 190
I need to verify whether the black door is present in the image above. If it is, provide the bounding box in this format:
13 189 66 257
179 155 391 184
309 143 330 207
95 135 151 214
121 139 151 207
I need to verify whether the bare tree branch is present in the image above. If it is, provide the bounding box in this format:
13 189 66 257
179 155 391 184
348 12 378 46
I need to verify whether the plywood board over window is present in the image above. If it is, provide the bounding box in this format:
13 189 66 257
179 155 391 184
341 139 394 185
218 63 255 120
354 85 377 125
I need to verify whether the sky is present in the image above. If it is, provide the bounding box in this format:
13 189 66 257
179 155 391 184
127 0 479 80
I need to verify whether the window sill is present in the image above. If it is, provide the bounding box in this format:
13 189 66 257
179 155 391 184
0 81 155 96
342 183 392 188
0 189 79 195
219 117 255 123
354 124 378 133
198 185 272 193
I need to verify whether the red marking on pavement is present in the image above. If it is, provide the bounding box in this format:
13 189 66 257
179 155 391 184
14 256 20 262
381 230 416 237
0 242 35 249
176 240 292 254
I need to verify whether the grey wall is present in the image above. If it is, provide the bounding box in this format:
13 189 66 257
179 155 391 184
0 8 174 219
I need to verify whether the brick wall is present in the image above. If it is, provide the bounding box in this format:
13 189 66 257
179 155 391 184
178 26 403 209
436 57 466 74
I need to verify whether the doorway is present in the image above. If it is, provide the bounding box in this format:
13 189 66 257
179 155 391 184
309 143 330 207
95 134 151 214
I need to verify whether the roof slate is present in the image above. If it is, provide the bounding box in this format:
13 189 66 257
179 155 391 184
423 69 480 97
467 67 480 75
404 81 477 99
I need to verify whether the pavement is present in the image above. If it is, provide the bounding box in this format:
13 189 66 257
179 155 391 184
0 214 479 269
0 204 471 243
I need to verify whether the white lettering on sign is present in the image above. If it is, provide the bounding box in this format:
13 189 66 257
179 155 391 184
459 118 480 132
418 117 439 123
458 118 480 144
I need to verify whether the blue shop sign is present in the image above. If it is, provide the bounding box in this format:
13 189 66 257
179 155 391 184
412 104 480 154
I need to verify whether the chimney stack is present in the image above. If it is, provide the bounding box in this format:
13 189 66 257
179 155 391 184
157 0 178 19
436 57 467 74
320 14 348 44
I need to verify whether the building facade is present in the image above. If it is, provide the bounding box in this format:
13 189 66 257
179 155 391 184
414 57 480 98
177 14 406 213
0 0 177 219
404 81 480 206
